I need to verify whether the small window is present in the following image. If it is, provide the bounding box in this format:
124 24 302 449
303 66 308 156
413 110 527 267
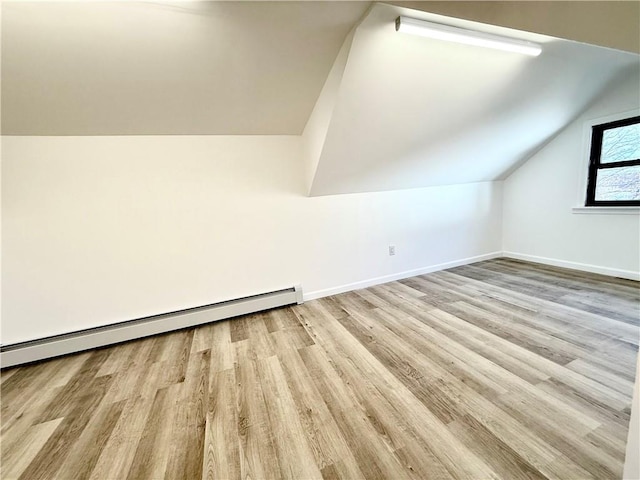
586 116 640 206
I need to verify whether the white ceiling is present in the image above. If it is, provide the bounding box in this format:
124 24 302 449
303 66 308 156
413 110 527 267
390 1 640 54
306 3 640 196
1 1 369 135
3 1 638 137
3 1 639 196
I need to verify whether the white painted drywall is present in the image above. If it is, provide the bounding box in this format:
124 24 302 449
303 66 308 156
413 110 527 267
307 3 639 196
1 1 369 135
1 135 502 344
502 68 640 278
302 28 355 193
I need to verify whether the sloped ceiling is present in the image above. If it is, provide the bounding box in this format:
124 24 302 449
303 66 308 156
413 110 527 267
389 1 640 54
2 1 639 197
305 3 640 196
2 1 639 137
1 1 369 135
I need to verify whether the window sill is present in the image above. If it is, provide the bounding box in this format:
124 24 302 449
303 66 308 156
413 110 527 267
572 206 640 215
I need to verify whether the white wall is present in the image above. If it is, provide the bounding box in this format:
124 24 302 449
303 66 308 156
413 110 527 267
307 3 639 197
302 28 354 194
504 71 640 477
503 70 640 279
1 135 502 344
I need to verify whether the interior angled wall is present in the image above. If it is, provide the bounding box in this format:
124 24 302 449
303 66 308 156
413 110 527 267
1 135 502 345
502 68 640 280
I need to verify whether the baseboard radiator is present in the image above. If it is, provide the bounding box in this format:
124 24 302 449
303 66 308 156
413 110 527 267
0 285 303 369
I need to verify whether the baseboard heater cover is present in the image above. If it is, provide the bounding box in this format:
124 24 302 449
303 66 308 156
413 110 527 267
1 285 303 369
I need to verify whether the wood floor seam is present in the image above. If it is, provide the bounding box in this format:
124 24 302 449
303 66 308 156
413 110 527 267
1 258 637 479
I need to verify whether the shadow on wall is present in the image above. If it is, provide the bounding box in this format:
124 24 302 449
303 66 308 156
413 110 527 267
307 2 639 196
499 63 640 179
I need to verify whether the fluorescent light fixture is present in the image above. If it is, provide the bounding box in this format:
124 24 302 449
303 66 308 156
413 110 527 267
395 16 542 57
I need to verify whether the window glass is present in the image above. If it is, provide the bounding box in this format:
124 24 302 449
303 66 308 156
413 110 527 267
594 165 640 201
601 123 640 164
586 115 640 206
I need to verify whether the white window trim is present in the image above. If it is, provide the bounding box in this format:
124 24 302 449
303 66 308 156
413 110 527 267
574 108 640 213
572 206 640 215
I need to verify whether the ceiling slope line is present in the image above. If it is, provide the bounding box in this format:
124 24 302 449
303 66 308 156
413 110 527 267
307 2 640 197
302 27 357 195
499 63 640 181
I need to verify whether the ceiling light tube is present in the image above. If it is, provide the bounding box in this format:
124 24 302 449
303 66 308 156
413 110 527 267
396 16 542 57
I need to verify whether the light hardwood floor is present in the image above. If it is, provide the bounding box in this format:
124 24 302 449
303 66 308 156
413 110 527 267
1 258 638 479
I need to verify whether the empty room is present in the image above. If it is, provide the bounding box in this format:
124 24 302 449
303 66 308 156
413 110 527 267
1 1 639 479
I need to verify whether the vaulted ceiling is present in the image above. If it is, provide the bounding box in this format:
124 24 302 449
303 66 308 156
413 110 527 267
304 3 640 195
2 1 639 137
1 1 369 135
2 1 639 197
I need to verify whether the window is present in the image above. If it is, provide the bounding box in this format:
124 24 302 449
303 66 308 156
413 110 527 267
586 116 640 206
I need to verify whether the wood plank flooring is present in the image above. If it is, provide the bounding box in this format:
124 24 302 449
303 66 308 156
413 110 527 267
1 258 638 479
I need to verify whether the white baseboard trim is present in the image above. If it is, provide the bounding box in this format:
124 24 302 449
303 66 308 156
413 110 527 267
303 251 503 301
503 252 640 281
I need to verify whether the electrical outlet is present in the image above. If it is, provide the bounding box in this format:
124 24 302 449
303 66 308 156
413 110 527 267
389 245 396 256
